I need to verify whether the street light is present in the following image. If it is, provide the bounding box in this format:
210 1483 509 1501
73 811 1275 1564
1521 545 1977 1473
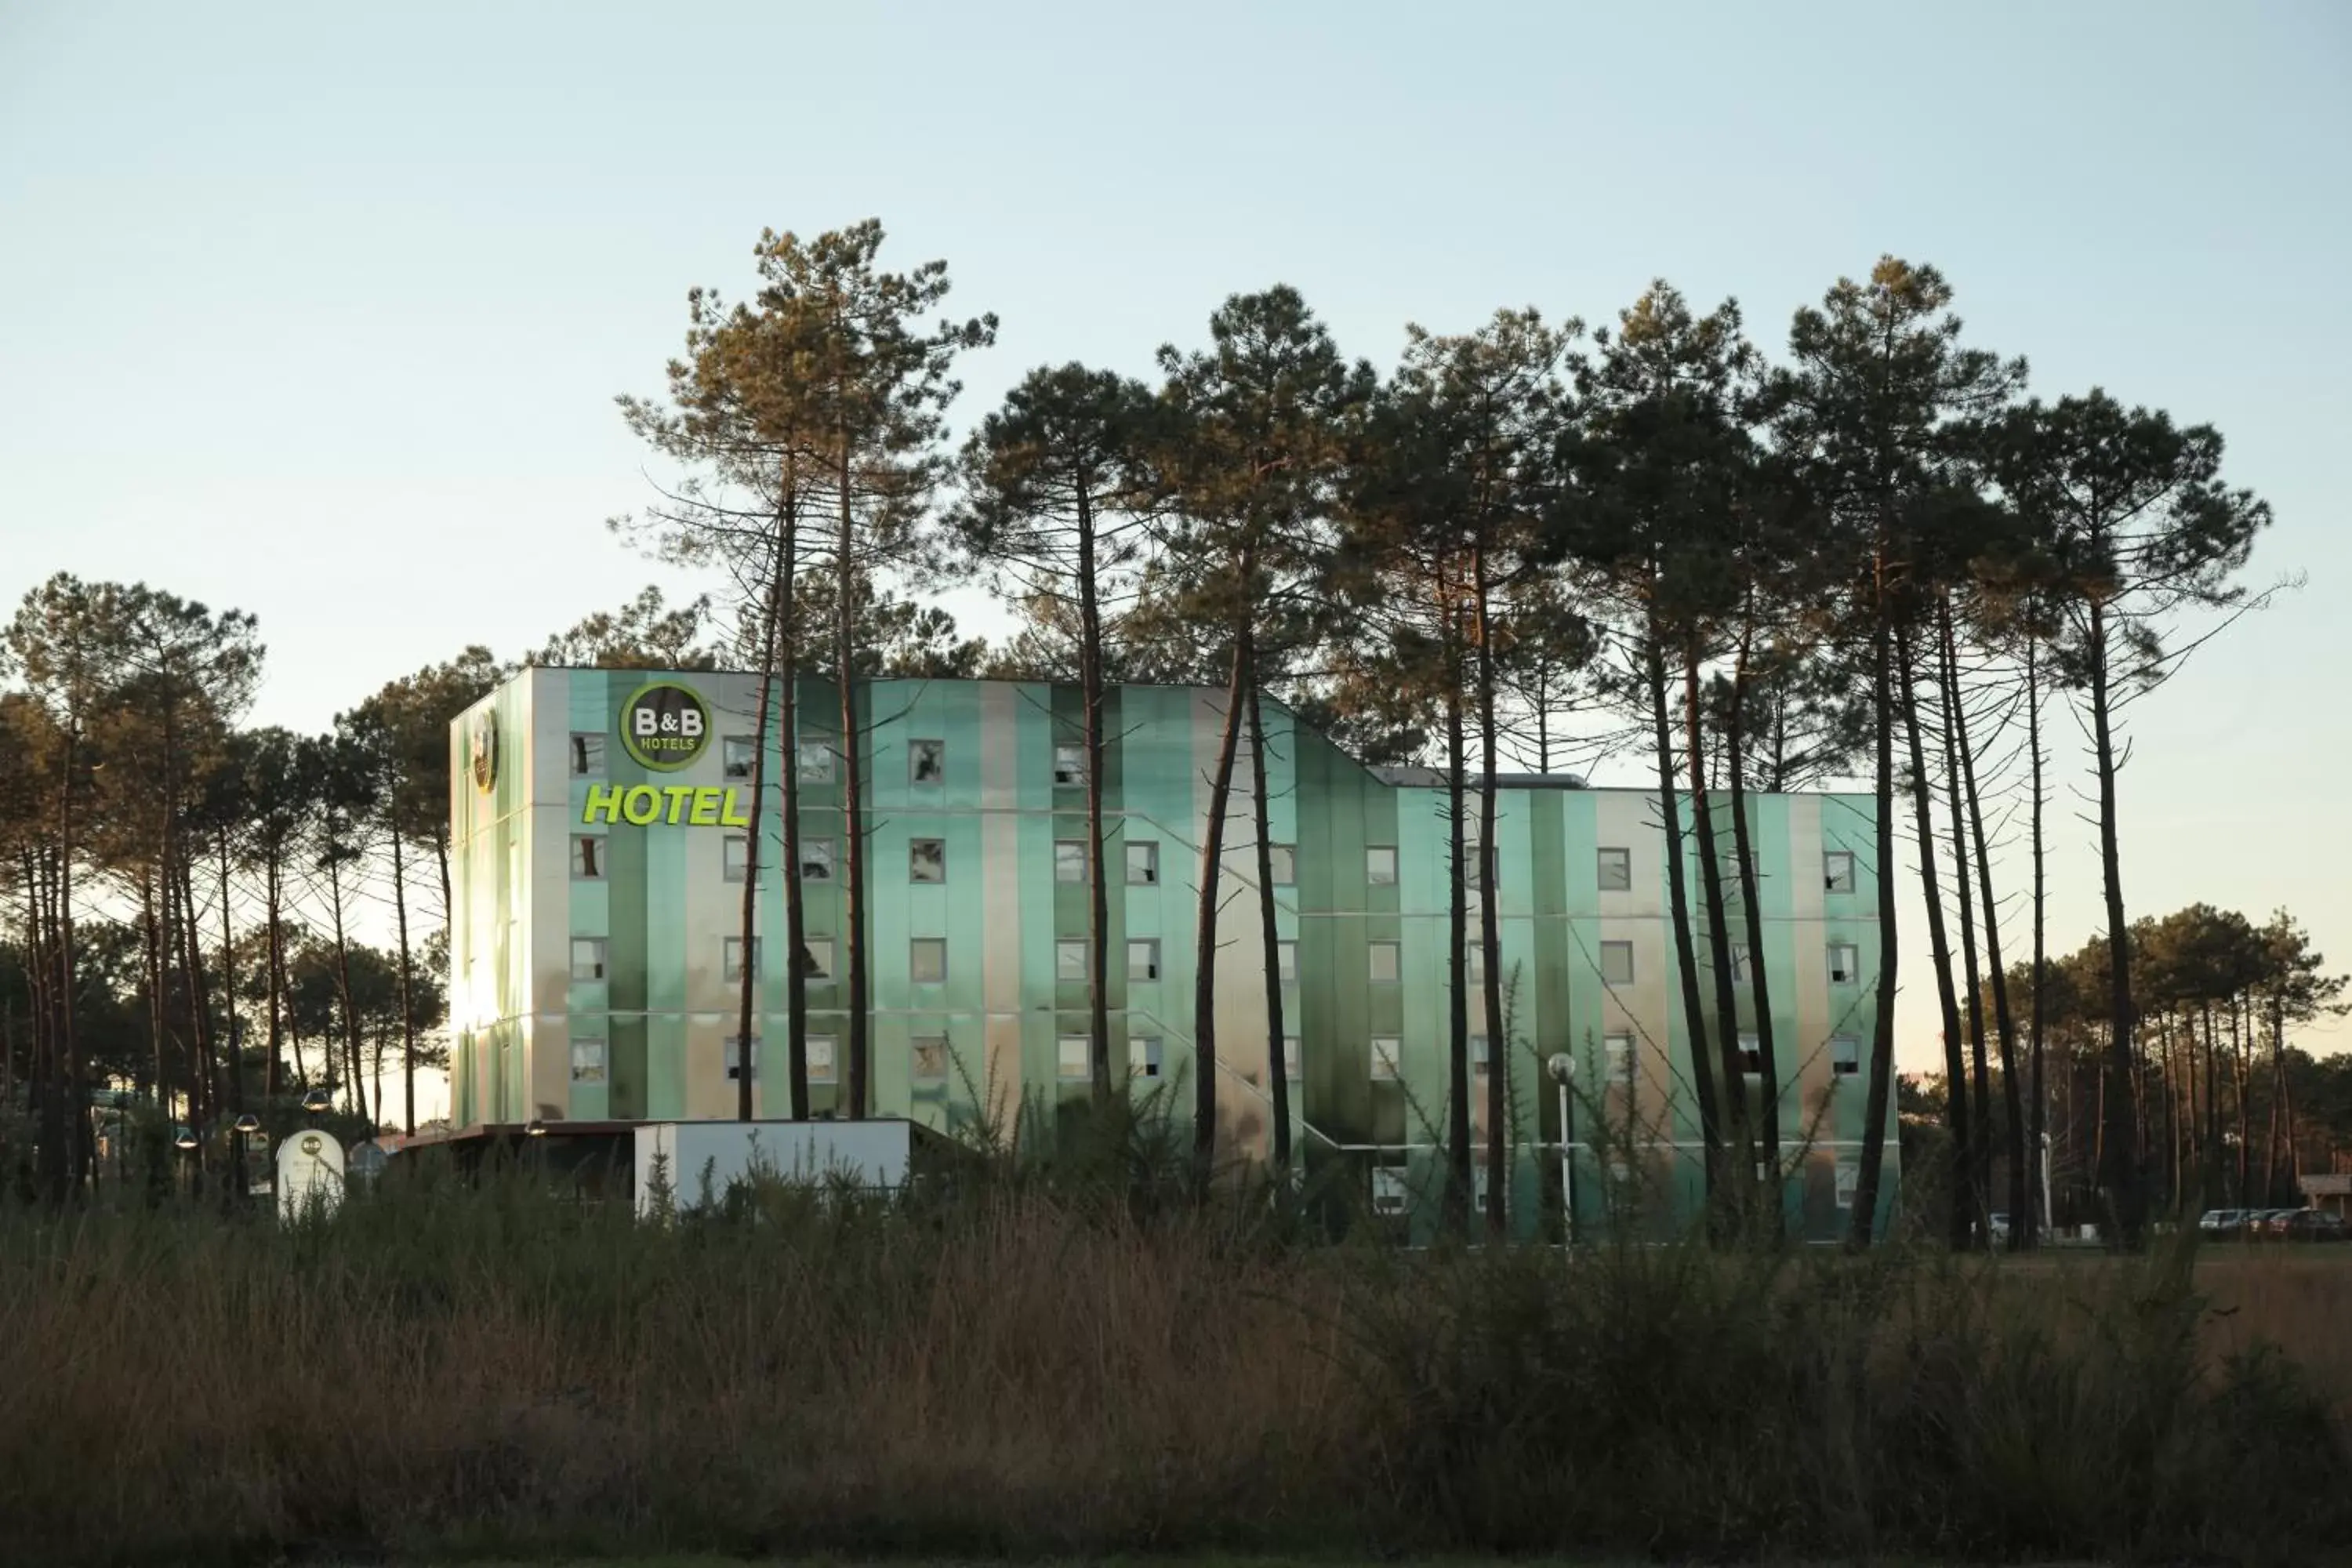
299 1088 332 1120
232 1114 262 1205
1548 1053 1577 1250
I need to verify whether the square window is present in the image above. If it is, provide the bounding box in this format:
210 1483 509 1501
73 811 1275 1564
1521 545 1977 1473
1131 1034 1163 1080
800 938 834 982
1599 941 1635 986
569 938 607 983
724 1035 759 1082
1282 1034 1301 1080
1467 942 1486 982
1737 1030 1762 1076
723 936 760 982
1366 845 1398 885
1052 742 1086 787
1828 942 1860 985
1730 946 1752 982
1471 1033 1490 1073
722 735 756 780
1126 840 1159 885
1368 941 1401 983
909 837 946 884
1604 1031 1634 1073
911 1034 949 1082
723 834 753 883
800 838 834 881
1055 939 1088 982
1835 1160 1860 1210
569 733 605 778
1831 1033 1862 1076
1824 851 1856 895
1597 847 1632 892
1054 840 1087 883
1057 1034 1091 1080
1465 848 1490 892
909 937 948 985
1370 1036 1402 1081
797 739 835 782
1269 844 1296 886
1277 940 1298 982
572 835 605 880
570 1036 606 1084
1127 938 1162 982
807 1033 837 1083
909 738 945 785
1371 1165 1408 1215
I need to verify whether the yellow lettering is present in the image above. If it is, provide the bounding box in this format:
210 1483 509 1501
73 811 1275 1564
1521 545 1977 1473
720 787 750 827
662 785 694 824
621 786 662 826
689 786 721 826
581 784 623 824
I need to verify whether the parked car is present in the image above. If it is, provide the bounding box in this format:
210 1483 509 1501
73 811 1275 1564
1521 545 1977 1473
2198 1208 2249 1238
2248 1207 2301 1238
2278 1210 2349 1243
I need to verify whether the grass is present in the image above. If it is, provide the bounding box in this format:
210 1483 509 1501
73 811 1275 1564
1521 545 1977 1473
2 1151 2347 1568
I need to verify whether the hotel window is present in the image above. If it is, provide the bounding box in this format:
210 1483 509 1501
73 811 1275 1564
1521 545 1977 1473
1127 939 1161 982
1052 742 1086 787
1828 942 1860 985
723 937 760 982
1055 940 1088 983
909 837 946 884
1277 940 1298 982
1597 847 1632 892
800 939 834 982
1269 844 1296 886
1054 840 1087 883
572 835 604 880
1367 845 1398 885
1824 851 1857 894
909 738 945 785
1738 1031 1762 1076
569 733 605 778
1283 1035 1302 1081
1131 1035 1162 1080
1835 1159 1860 1210
1371 1165 1408 1216
1370 1036 1402 1081
1126 840 1159 885
1368 941 1401 983
722 735 755 780
807 1034 837 1083
797 739 835 782
911 1034 949 1082
800 838 834 881
1831 1033 1862 1076
570 1036 607 1085
569 938 607 983
1604 1032 1634 1076
723 834 752 884
1730 945 1752 982
1465 847 1491 892
909 938 948 985
1057 1034 1091 1080
1471 1034 1490 1073
724 1036 759 1082
1467 941 1486 982
1599 941 1635 986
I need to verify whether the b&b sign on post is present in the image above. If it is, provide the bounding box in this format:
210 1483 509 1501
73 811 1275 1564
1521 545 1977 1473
277 1129 346 1221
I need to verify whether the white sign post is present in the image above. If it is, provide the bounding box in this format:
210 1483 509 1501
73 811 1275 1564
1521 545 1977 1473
276 1129 347 1221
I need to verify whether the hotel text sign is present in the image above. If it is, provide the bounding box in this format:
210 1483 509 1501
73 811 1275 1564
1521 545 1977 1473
582 783 751 827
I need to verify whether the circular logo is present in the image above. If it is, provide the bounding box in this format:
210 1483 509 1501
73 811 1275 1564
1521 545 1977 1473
619 681 710 771
300 1134 322 1156
470 710 499 792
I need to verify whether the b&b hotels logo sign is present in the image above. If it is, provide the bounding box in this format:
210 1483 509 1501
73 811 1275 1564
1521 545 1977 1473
583 680 751 827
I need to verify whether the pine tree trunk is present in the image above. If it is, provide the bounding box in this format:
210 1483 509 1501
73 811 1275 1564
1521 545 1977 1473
217 832 242 1120
737 519 783 1122
1191 636 1248 1201
1896 625 1971 1249
836 464 869 1120
328 854 368 1127
1647 616 1721 1225
1726 624 1780 1239
2027 641 2048 1244
263 856 285 1102
1247 670 1291 1169
1080 484 1115 1107
1688 644 1754 1232
777 482 809 1119
1946 612 2026 1248
1443 625 1472 1238
1476 554 1508 1239
391 827 416 1134
1936 605 1992 1247
1850 576 1901 1250
2084 598 2145 1246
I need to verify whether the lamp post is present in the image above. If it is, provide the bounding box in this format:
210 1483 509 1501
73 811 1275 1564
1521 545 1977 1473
1548 1053 1577 1250
233 1112 261 1207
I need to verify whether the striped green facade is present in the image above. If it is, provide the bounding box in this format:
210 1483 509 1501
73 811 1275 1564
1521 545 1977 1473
450 668 1896 1240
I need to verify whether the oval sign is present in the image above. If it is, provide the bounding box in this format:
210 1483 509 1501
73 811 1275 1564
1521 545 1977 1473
619 681 710 771
278 1127 347 1220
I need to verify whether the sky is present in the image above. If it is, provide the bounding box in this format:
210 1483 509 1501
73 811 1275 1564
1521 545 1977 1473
2 0 2347 1116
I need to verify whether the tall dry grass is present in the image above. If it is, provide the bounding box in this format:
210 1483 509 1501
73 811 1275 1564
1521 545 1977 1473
1 1162 2345 1566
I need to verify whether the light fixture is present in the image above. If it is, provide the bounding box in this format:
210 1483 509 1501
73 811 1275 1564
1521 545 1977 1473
173 1127 198 1151
299 1088 332 1115
233 1113 261 1137
524 1120 548 1138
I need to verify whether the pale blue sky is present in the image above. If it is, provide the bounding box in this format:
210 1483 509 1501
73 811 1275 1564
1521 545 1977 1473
2 0 2346 1070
